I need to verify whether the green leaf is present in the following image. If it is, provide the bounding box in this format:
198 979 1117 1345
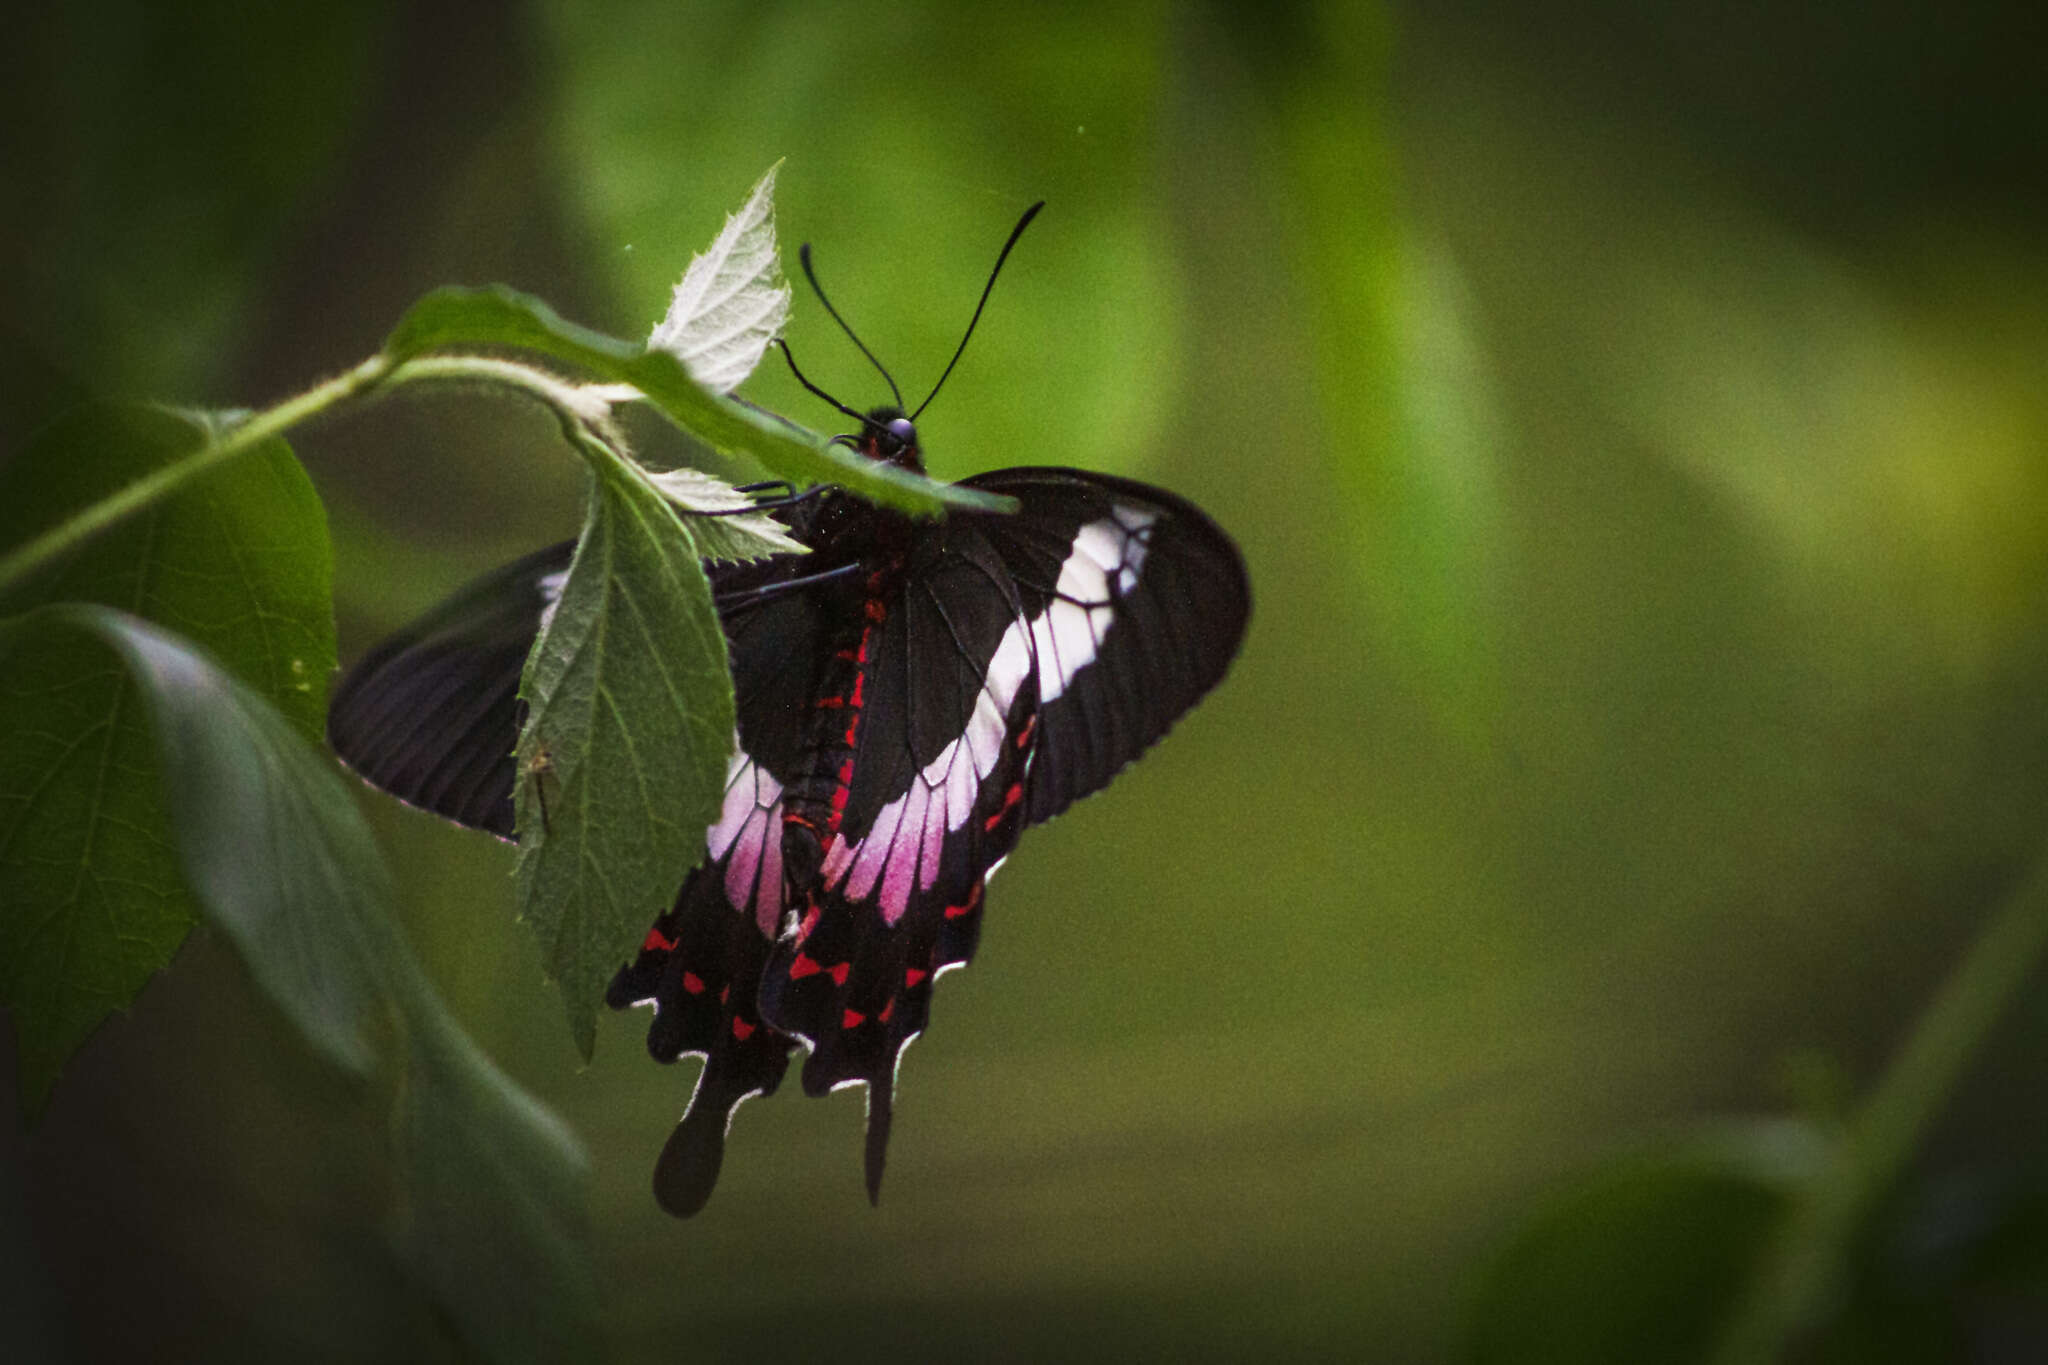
383 285 1010 516
647 161 790 394
5 606 385 1074
396 1013 599 1365
3 604 598 1362
0 402 334 1113
1467 1120 1824 1365
513 453 735 1057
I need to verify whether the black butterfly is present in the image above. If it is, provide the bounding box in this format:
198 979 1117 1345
327 205 1250 1216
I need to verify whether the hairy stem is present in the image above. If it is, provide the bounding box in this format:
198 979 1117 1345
0 352 615 602
0 355 389 598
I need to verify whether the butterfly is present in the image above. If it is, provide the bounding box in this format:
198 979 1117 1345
326 204 1250 1216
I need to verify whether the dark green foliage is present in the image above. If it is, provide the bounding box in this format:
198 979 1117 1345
1469 1125 1814 1364
0 404 333 1111
5 2 2047 1360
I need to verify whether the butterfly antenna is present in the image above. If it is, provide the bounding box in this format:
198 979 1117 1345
776 339 867 425
912 200 1045 420
799 242 905 411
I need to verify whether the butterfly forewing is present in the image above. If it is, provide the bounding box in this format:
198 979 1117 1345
964 468 1249 823
326 542 574 838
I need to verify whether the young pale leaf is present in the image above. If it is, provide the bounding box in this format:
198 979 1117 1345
643 463 809 561
647 162 790 394
5 604 599 1361
0 403 334 1113
514 453 735 1058
383 287 1010 517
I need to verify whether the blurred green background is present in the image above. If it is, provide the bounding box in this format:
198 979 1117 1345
5 0 2047 1359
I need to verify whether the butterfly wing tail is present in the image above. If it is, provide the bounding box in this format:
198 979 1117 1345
653 1047 791 1217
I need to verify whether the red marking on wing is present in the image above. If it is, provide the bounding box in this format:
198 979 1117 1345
719 984 730 1005
790 953 822 980
822 594 886 833
798 905 821 940
643 927 678 952
828 961 851 986
905 966 928 987
682 971 705 995
880 998 895 1023
984 782 1024 832
842 1008 866 1029
732 1016 756 1041
944 884 985 920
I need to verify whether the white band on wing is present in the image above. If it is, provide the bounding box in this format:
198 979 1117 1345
826 506 1158 925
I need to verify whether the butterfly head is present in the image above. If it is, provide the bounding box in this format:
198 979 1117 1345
857 407 923 472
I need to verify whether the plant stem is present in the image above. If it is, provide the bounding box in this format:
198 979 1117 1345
0 351 613 603
0 354 394 599
1710 848 2048 1364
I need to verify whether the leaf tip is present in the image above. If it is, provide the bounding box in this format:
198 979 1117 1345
647 162 793 395
565 998 598 1064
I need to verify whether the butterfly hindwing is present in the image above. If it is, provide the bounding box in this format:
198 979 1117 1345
584 550 842 1216
604 747 800 1217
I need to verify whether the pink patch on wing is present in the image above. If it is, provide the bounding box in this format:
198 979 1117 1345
821 834 855 887
724 808 763 915
878 781 930 924
916 777 949 893
848 795 907 901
